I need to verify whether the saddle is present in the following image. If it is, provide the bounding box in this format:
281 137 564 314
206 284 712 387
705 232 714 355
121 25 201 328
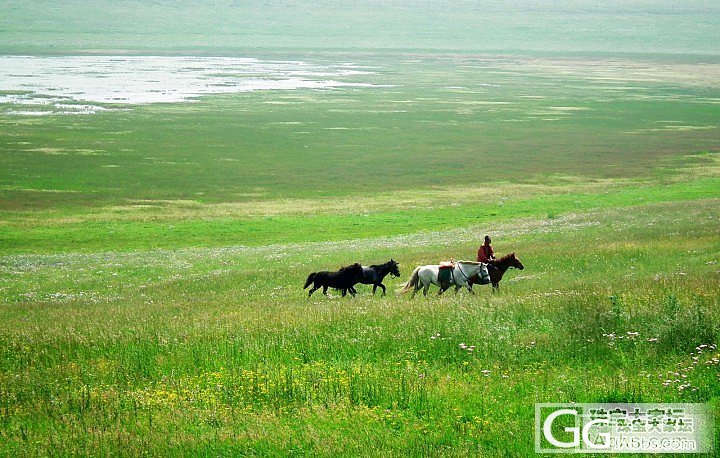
438 261 455 285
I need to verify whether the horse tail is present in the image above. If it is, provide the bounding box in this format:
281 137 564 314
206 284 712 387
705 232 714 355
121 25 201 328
399 267 421 293
303 272 316 289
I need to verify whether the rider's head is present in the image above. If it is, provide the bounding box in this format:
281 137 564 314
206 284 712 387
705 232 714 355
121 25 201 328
484 235 491 245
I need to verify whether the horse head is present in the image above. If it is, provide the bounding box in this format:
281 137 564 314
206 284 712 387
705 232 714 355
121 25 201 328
509 252 524 270
388 259 401 278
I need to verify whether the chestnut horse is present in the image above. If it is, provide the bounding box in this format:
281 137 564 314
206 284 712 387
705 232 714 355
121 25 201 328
468 252 524 291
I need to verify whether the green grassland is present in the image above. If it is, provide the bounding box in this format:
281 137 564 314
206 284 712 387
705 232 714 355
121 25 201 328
2 54 720 255
1 198 719 455
1 53 719 454
1 1 720 455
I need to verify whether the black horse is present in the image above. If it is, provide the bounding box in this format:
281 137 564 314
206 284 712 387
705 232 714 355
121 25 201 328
304 263 365 297
346 259 401 296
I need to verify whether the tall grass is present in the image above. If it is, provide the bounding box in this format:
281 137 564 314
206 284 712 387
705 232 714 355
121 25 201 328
1 198 718 455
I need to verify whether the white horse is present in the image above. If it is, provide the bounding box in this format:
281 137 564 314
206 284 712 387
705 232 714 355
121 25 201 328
400 261 490 297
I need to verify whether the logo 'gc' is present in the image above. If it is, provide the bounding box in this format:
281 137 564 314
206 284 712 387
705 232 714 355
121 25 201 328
542 408 610 450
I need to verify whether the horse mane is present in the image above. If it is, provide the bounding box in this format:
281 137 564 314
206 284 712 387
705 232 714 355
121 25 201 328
370 259 395 269
492 253 515 264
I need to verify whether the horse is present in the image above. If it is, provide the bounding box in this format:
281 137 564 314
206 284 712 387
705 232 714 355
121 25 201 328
468 252 524 291
400 261 489 297
346 259 401 296
304 263 365 297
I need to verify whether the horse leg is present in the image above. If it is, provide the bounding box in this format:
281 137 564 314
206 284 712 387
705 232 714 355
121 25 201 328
467 285 475 294
308 286 317 297
377 283 386 296
323 285 329 295
423 283 430 296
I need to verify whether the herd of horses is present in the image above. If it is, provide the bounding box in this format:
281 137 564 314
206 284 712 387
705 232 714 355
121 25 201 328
303 253 524 297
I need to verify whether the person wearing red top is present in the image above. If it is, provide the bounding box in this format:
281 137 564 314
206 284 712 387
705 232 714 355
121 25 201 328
477 235 495 263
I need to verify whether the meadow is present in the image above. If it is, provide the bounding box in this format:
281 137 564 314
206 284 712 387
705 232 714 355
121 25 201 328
1 195 719 455
1 1 720 455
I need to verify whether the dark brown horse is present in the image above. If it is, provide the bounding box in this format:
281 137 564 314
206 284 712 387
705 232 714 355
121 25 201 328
304 263 365 297
468 252 524 291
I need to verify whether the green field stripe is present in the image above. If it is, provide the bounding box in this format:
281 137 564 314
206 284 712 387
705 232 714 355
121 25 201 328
2 177 717 256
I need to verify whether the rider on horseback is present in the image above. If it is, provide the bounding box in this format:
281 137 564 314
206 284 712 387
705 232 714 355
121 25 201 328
477 235 495 263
